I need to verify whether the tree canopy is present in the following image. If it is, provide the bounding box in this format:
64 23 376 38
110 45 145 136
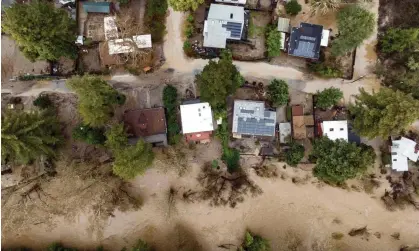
315 87 343 109
267 79 289 106
105 123 129 151
331 5 375 56
380 28 419 53
168 0 203 11
2 1 77 62
72 124 106 145
349 88 419 139
241 231 271 251
2 110 61 165
285 0 302 15
67 75 126 127
163 85 181 144
196 50 243 113
286 142 305 167
266 26 282 58
312 137 376 185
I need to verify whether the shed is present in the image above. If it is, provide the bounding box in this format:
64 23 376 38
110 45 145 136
83 2 111 13
321 29 330 47
277 17 290 33
279 122 291 143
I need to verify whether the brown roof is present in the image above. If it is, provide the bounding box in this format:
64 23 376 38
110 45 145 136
123 108 167 137
292 105 303 116
292 116 306 139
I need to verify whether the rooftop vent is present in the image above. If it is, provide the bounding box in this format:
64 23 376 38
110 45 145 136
230 13 233 19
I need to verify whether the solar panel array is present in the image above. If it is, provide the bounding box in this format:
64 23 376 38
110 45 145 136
222 22 242 38
292 41 315 58
237 117 275 136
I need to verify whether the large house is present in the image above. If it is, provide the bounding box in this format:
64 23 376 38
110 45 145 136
288 22 330 60
232 100 276 139
180 101 215 143
123 108 167 146
391 137 419 172
203 4 246 48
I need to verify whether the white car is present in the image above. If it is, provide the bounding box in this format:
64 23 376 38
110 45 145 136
59 0 75 5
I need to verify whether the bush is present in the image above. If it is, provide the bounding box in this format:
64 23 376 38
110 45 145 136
267 79 289 106
145 0 168 43
241 231 270 251
163 85 180 144
308 62 342 78
266 25 282 58
285 0 302 15
72 124 106 145
222 147 240 173
380 28 419 53
187 13 194 23
286 106 292 121
185 24 194 38
286 142 305 166
315 87 343 109
183 40 194 57
33 94 52 109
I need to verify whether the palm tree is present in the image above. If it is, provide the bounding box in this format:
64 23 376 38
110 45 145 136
310 0 341 15
1 110 61 164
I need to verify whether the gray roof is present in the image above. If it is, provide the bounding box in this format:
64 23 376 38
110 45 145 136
232 100 276 137
277 17 290 33
203 4 244 48
288 23 323 59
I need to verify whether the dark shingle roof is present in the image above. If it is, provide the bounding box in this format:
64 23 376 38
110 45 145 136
288 23 323 60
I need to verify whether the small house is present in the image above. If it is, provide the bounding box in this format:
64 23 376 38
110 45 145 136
391 137 419 172
320 120 348 141
279 122 291 143
180 102 215 143
288 23 323 60
291 105 314 140
232 100 276 139
123 108 167 146
203 4 245 48
82 2 111 14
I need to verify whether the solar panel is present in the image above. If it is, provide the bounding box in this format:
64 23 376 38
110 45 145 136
237 117 275 136
223 22 242 38
293 41 315 58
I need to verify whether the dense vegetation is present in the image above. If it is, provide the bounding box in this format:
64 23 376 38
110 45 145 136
1 110 61 165
332 5 375 56
169 0 203 11
312 137 376 185
380 28 419 54
196 50 244 115
349 88 419 139
308 62 342 78
72 124 106 145
2 1 76 61
67 75 126 127
285 0 302 15
240 231 271 251
145 0 168 42
33 94 52 110
286 142 305 167
216 119 240 172
267 79 289 106
265 26 282 58
163 85 181 144
315 87 343 109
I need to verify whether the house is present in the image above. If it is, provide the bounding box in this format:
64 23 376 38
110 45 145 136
82 2 111 14
288 23 323 60
320 120 348 141
279 122 291 143
232 100 276 139
277 17 290 33
123 108 168 146
391 137 419 172
215 0 246 4
203 4 245 48
291 105 314 140
180 102 214 143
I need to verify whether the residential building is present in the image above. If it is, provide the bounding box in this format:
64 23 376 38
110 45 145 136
279 122 291 143
277 17 290 33
82 2 111 13
215 0 246 4
123 108 167 146
203 4 245 48
391 137 419 172
288 23 323 60
320 120 348 141
291 105 314 140
232 100 276 139
180 102 214 143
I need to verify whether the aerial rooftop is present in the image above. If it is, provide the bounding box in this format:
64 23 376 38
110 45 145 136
321 120 348 141
180 102 214 134
288 23 323 60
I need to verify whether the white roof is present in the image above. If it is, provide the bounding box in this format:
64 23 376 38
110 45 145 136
279 122 291 143
108 34 152 55
280 32 286 50
215 0 246 4
391 137 419 172
104 16 118 40
321 120 348 141
391 146 409 172
75 35 83 45
321 29 330 47
180 102 214 134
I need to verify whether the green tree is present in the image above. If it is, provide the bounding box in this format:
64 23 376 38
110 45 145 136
72 124 106 145
163 85 181 144
349 88 419 139
105 123 129 151
67 75 126 127
241 231 270 251
316 87 343 109
196 50 244 113
380 28 419 53
267 79 289 106
2 1 76 62
331 5 375 56
168 0 203 11
311 137 375 185
286 142 305 166
2 110 61 165
285 0 302 15
145 0 168 42
112 139 154 180
310 0 341 15
266 26 282 58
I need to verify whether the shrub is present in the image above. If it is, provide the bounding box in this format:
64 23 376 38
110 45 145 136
183 40 194 57
145 0 168 43
185 24 194 38
163 85 180 144
380 28 419 53
169 0 204 11
267 79 289 106
241 231 270 251
315 87 343 109
331 232 344 240
286 142 305 166
308 62 342 78
187 14 194 23
72 124 106 145
266 25 282 58
222 147 240 172
33 94 52 109
285 0 302 15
